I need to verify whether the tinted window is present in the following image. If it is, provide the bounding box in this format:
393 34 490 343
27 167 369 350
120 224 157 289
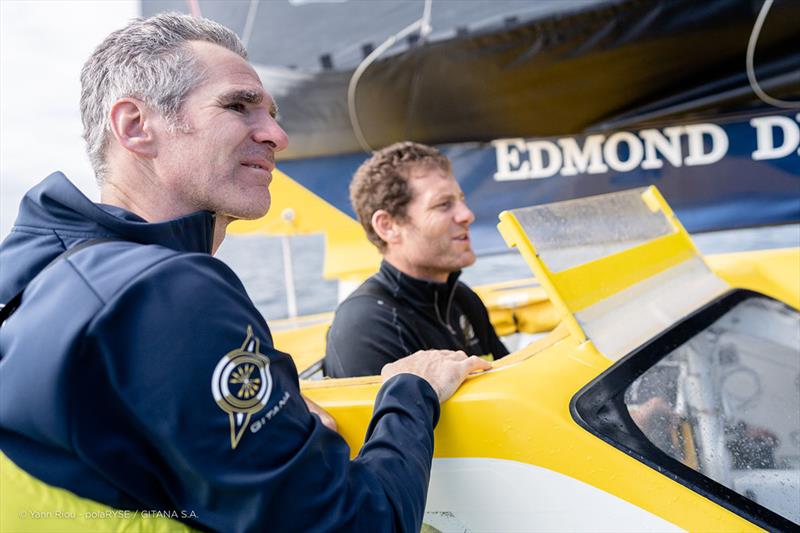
624 297 799 523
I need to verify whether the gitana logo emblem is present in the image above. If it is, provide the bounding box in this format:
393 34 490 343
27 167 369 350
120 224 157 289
212 325 272 449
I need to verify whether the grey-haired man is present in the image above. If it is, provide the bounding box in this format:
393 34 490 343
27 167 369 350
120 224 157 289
0 13 489 533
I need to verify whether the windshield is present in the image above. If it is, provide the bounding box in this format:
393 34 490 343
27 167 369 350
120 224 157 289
510 187 676 272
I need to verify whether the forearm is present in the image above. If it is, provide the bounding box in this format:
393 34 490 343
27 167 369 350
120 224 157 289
268 375 439 533
354 374 440 532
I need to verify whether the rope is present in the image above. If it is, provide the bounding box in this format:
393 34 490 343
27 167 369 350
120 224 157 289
347 0 433 152
746 0 800 109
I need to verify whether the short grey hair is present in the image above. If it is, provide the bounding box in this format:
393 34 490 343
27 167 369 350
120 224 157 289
80 12 247 183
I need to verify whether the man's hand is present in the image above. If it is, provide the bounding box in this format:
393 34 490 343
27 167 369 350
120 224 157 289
381 350 491 403
303 395 338 432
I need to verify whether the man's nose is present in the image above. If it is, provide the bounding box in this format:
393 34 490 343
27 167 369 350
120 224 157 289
455 201 475 225
253 115 289 152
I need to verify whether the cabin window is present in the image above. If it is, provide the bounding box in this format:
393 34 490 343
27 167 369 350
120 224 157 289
572 290 800 530
624 297 799 523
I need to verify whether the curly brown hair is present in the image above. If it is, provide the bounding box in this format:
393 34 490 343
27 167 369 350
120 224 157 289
350 142 451 252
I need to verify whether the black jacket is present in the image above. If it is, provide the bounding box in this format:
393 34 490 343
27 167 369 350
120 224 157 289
324 260 508 377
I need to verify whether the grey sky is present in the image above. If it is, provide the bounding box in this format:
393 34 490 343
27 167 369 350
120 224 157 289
0 1 137 239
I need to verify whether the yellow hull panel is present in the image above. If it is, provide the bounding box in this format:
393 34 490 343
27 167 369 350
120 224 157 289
295 245 798 531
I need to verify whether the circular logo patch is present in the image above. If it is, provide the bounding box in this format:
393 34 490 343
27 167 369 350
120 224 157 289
214 353 272 413
211 326 273 449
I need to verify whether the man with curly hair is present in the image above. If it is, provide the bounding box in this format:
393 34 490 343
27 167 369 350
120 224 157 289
324 142 508 378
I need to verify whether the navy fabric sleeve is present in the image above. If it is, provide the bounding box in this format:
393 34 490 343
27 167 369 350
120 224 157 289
357 374 440 529
324 295 416 378
76 254 439 533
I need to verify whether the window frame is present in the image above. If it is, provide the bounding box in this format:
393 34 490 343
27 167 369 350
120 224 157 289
570 288 797 531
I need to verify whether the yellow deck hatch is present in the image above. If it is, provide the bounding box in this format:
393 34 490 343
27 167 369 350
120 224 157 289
498 186 730 360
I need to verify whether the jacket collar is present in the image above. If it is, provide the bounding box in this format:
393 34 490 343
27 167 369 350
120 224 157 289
377 259 461 313
18 172 216 254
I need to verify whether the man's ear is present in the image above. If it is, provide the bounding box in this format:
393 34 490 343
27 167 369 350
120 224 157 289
108 98 157 158
371 209 401 245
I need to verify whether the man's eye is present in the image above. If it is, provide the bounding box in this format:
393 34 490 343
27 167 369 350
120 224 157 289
225 103 246 113
436 201 453 210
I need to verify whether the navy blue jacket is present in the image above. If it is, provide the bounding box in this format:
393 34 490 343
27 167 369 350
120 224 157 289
325 261 508 378
0 173 440 533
